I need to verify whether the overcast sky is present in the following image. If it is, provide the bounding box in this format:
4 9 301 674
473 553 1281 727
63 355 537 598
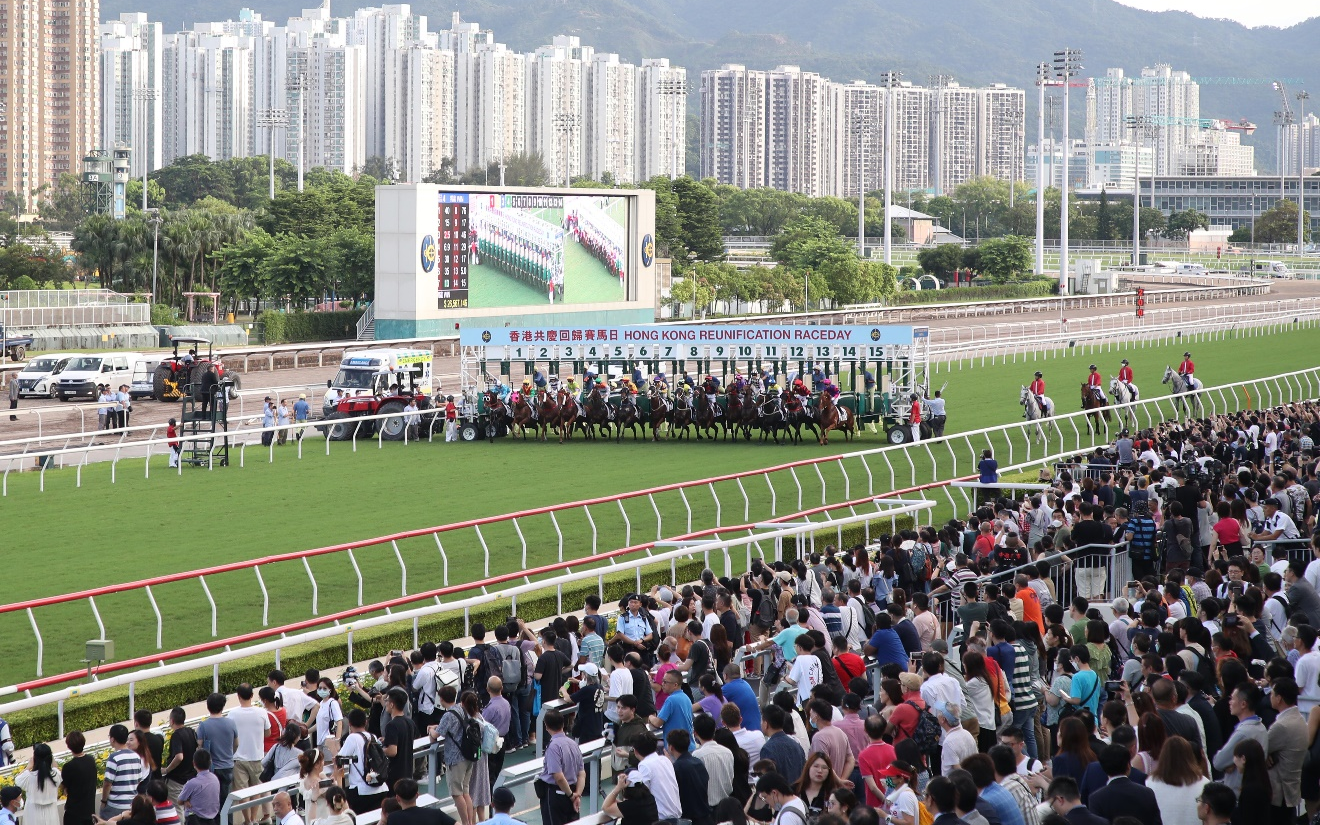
1116 0 1316 28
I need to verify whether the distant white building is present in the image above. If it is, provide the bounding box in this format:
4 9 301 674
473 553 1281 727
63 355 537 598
1027 138 1087 191
346 4 432 162
638 58 688 181
385 46 454 182
585 52 637 183
455 42 526 176
1087 141 1155 190
162 29 254 163
526 36 589 187
1179 128 1255 177
99 13 164 179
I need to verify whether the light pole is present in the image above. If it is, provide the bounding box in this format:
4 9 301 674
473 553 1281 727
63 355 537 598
1125 114 1155 267
880 70 902 266
1299 91 1310 254
256 109 288 200
1034 62 1048 276
1053 48 1083 295
286 74 307 192
132 87 158 210
552 113 580 188
146 208 162 305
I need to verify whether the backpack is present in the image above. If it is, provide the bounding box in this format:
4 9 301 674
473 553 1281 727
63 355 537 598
496 643 524 688
734 595 752 632
479 718 501 755
356 732 390 786
756 592 777 627
911 544 932 582
434 662 460 696
1286 485 1309 525
849 596 875 636
455 653 476 694
450 709 483 761
904 701 941 754
476 644 503 691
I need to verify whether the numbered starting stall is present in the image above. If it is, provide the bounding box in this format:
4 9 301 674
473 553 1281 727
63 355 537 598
455 323 930 443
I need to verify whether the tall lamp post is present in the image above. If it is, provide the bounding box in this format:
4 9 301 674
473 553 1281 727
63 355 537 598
132 87 158 210
1034 62 1048 276
1299 91 1310 254
256 109 288 200
879 70 902 266
1125 114 1155 267
1053 48 1083 294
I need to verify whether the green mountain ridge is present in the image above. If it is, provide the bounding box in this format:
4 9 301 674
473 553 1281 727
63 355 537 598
106 0 1320 172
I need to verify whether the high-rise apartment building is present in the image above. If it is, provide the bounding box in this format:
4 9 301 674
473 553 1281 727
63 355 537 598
347 4 430 161
890 84 931 192
384 45 454 182
1134 64 1199 176
298 34 367 174
764 66 835 197
976 84 1025 187
162 28 254 163
1179 128 1254 176
585 52 637 184
637 59 687 181
832 81 884 199
0 0 99 210
526 36 588 187
699 64 764 187
929 80 977 195
1279 114 1320 177
99 12 162 180
455 42 526 177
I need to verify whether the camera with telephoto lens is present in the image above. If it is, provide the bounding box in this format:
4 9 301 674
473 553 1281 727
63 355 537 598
334 754 354 768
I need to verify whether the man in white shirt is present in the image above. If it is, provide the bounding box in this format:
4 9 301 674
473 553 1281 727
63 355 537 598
229 685 272 824
336 709 388 813
409 645 440 729
784 636 823 705
934 701 977 777
835 591 866 652
692 716 735 807
1306 540 1320 592
632 735 681 821
268 670 308 723
918 653 963 717
1250 498 1300 544
721 703 764 764
1293 625 1320 715
605 646 633 723
272 793 304 825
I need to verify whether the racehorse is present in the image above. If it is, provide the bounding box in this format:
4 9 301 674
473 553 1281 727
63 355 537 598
693 389 725 440
725 387 744 441
757 393 790 444
737 386 760 441
647 387 671 441
511 393 535 439
783 391 820 445
1019 385 1052 443
1108 377 1139 429
816 390 855 445
1080 382 1112 434
483 390 512 443
615 391 643 441
534 389 559 442
555 388 579 443
1162 366 1204 418
583 387 612 439
669 389 694 439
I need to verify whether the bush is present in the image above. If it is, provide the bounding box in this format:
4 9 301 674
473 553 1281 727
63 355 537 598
3 557 706 750
891 278 1055 306
258 310 362 344
150 304 179 325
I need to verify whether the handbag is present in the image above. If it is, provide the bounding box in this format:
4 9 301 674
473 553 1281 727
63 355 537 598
1057 675 1097 720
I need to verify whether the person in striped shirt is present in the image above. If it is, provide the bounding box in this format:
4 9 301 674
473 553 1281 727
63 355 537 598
100 725 145 819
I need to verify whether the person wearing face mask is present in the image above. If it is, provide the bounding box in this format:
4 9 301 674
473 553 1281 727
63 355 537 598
755 772 809 825
308 678 344 758
0 787 22 825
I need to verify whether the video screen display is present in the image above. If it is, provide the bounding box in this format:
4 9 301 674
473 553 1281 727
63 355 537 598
435 191 632 310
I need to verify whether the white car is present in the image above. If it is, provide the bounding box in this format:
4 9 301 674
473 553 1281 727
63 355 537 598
14 353 79 399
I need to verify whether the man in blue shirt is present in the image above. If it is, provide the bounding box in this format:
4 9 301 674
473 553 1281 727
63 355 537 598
986 621 1018 680
476 787 524 825
649 670 693 750
1064 646 1101 717
293 394 311 441
961 753 1025 825
613 595 655 663
720 663 762 732
196 693 238 803
863 613 910 670
758 705 804 783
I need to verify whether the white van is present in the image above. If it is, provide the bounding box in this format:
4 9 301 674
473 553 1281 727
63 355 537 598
15 353 79 399
129 358 161 400
1244 260 1292 278
1174 263 1207 275
55 353 146 401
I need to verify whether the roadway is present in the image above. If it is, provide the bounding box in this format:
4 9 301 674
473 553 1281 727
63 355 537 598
2 277 1318 460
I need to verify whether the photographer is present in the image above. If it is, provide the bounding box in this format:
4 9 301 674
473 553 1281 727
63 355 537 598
334 709 387 815
345 663 386 736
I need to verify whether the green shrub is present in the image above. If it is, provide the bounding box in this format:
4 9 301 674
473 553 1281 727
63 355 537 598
258 310 362 344
891 278 1055 306
150 304 179 325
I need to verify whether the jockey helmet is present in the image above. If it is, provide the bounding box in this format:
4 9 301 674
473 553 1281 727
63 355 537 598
1034 371 1043 378
1089 365 1097 371
1121 359 1129 365
1184 351 1191 357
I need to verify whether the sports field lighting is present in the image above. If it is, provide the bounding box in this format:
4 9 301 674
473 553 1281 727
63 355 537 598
1053 48 1082 294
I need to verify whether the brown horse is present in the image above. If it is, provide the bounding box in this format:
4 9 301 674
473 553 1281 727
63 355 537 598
483 390 510 443
694 389 725 440
615 390 643 441
535 389 559 442
1080 382 1112 434
583 386 612 439
647 387 671 441
511 393 535 439
816 390 855 445
555 388 578 443
669 389 694 439
725 387 744 441
737 386 759 440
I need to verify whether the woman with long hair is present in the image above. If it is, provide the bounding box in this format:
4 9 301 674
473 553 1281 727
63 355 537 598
709 624 734 673
962 651 997 752
1134 712 1167 774
15 742 61 825
713 797 748 825
314 786 357 825
1050 717 1096 784
299 747 328 822
712 727 752 804
854 546 873 582
1210 500 1242 562
1230 739 1271 825
126 730 158 777
1146 736 1208 825
1044 647 1077 759
1215 658 1249 737
265 719 305 780
696 674 726 718
796 752 842 822
310 676 345 757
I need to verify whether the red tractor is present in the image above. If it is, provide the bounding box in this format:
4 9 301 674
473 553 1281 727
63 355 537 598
152 336 241 402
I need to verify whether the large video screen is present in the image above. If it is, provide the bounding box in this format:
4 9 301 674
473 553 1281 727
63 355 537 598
435 191 632 310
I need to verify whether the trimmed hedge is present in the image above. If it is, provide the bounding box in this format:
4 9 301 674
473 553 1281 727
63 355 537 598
809 516 916 554
258 310 363 344
892 279 1056 306
6 558 705 750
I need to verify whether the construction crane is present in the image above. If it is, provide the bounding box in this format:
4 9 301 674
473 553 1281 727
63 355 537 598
1274 80 1296 187
1132 114 1257 132
1090 75 1305 87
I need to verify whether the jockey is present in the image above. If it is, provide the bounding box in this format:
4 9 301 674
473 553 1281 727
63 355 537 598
702 374 722 415
1030 371 1047 411
496 383 512 404
653 373 669 395
595 377 614 419
521 377 534 400
823 378 841 400
1086 365 1104 403
792 377 811 399
732 371 747 393
681 371 695 389
783 388 803 413
1178 352 1197 389
1117 359 1138 400
566 377 579 397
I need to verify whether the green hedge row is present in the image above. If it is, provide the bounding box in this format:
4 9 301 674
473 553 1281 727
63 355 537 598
258 310 363 344
7 558 706 750
891 279 1056 306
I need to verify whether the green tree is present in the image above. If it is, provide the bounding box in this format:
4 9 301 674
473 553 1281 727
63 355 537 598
971 235 1033 282
1096 188 1113 241
216 228 276 312
1164 208 1210 240
1253 199 1311 243
916 243 965 280
805 196 859 236
327 226 375 304
671 177 724 263
37 173 88 231
669 274 715 317
152 155 236 208
357 156 399 182
460 152 549 187
422 158 459 185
